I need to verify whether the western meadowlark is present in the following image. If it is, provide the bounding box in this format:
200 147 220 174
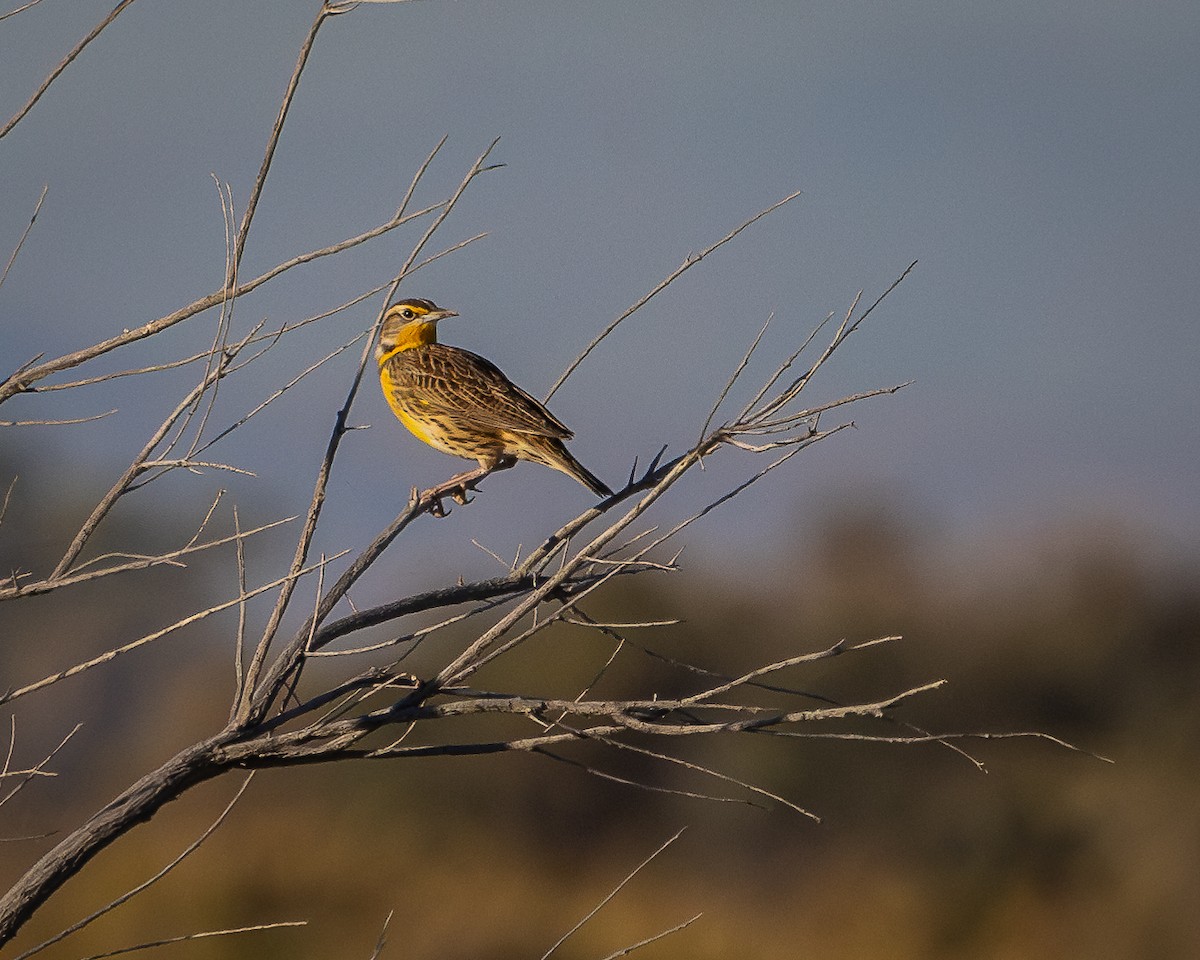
375 298 612 499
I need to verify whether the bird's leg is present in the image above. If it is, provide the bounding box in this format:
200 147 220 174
418 458 517 517
420 468 481 517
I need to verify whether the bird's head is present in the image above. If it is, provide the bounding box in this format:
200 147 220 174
376 298 459 360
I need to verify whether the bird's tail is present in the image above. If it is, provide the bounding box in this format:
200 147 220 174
535 439 612 498
564 457 613 498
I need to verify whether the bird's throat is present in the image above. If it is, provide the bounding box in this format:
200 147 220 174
379 321 438 364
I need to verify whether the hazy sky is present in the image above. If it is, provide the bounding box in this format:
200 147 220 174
2 0 1198 574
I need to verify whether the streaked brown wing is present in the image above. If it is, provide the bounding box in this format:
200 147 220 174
387 344 572 439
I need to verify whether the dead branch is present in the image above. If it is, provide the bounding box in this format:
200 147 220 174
0 0 140 140
0 184 47 291
542 829 687 959
10 776 257 960
0 6 956 952
0 166 492 405
0 248 925 946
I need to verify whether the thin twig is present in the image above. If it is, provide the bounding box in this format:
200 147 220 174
231 507 249 717
230 5 328 278
0 189 467 404
1 184 47 291
699 311 774 441
1 553 344 706
11 776 257 960
47 335 240 579
0 725 81 811
1 411 116 427
242 140 503 723
545 190 803 401
1 515 291 601
0 476 15 532
190 330 367 459
1 0 140 139
366 911 394 960
597 913 704 960
535 746 765 809
0 0 45 24
541 829 686 960
73 921 307 960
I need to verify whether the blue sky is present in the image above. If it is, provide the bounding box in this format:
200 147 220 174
3 0 1198 577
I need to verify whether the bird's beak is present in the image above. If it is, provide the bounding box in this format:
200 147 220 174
428 309 458 322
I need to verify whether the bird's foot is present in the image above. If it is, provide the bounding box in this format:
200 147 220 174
419 467 488 517
418 459 517 518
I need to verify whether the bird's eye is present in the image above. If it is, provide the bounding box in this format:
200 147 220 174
401 308 416 319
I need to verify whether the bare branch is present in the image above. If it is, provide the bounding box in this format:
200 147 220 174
534 745 765 809
72 921 307 960
0 724 81 811
597 914 703 960
769 728 1111 763
541 828 686 960
1 0 140 139
11 775 257 960
545 190 803 401
190 330 367 461
33 284 391 395
700 311 773 440
365 911 394 960
0 168 489 405
242 139 503 723
230 5 328 280
0 14 940 943
560 725 822 820
0 475 15 532
0 515 292 601
326 0 423 9
0 0 45 24
1 553 344 707
678 636 903 706
1 184 47 292
47 349 234 579
1 410 116 427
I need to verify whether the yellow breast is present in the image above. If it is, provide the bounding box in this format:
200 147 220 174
378 362 435 444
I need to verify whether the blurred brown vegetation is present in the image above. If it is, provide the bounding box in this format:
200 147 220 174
3 444 1198 960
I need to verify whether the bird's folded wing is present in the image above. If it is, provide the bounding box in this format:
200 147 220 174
387 346 573 439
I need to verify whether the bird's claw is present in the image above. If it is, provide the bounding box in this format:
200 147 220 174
421 478 477 517
418 463 506 518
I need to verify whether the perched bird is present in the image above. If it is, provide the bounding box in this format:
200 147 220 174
375 298 612 498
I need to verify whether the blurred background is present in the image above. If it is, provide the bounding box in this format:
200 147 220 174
2 1 1198 957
